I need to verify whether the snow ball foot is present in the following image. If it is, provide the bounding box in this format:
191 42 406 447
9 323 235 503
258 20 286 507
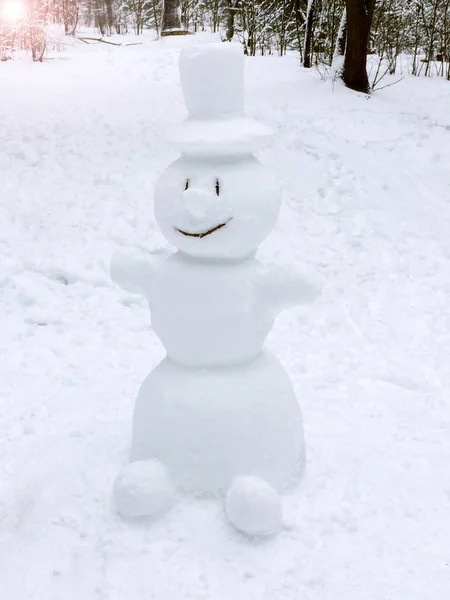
225 476 283 537
113 459 175 519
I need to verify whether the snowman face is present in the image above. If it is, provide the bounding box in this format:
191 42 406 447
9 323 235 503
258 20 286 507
154 155 281 260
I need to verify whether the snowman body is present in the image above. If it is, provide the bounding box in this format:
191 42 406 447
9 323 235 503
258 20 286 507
132 350 304 495
128 251 308 494
111 44 321 533
149 254 277 368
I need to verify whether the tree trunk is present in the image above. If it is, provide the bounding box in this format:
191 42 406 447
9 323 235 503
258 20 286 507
225 0 237 41
335 8 347 59
294 0 304 62
303 0 315 68
331 8 347 76
342 0 375 93
62 0 78 36
152 0 160 36
104 0 114 35
161 0 187 36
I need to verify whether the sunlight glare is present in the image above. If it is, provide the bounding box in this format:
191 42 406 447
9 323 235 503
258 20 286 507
1 1 26 22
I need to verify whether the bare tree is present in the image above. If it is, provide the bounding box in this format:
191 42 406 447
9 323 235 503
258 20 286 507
334 7 346 58
303 0 316 67
161 0 188 35
2 0 448 83
342 0 375 92
59 0 79 35
331 6 346 76
224 0 239 41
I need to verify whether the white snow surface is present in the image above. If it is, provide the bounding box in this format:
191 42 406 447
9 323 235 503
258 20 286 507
1 31 450 599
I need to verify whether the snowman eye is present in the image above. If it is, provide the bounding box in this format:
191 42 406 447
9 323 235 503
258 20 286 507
215 179 220 196
184 179 190 191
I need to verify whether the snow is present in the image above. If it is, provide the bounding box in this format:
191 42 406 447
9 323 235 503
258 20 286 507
225 476 282 536
173 43 272 155
171 116 273 156
179 43 245 120
110 248 156 296
154 156 281 259
131 351 305 493
331 8 346 79
116 251 320 367
117 42 313 502
113 459 175 518
1 30 450 599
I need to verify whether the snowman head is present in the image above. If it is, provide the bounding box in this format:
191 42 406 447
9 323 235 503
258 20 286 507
154 43 280 260
154 154 280 260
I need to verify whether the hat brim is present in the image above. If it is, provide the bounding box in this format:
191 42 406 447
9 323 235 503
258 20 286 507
169 117 273 156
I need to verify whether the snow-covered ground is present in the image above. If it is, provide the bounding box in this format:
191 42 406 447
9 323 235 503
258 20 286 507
1 32 450 599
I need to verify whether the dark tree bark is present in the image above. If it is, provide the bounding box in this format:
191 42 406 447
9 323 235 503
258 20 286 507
62 0 78 36
342 0 375 93
225 0 238 41
303 0 316 68
294 0 305 62
161 0 188 36
104 0 114 34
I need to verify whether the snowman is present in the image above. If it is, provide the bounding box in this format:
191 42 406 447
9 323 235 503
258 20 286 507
111 43 321 536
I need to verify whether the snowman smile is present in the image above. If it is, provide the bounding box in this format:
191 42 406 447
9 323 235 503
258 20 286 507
175 218 232 239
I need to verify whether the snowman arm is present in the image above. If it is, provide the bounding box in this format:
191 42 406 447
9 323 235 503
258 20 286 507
263 265 322 311
110 251 157 298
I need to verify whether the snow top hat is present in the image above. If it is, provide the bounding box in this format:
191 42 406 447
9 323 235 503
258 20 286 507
170 43 273 156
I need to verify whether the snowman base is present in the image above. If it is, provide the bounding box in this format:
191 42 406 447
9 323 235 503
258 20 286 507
131 351 305 497
225 476 283 536
113 459 176 519
113 462 284 537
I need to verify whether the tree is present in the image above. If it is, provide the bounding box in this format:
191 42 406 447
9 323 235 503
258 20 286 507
342 0 375 92
60 0 79 35
27 0 47 61
224 0 239 41
335 7 347 60
161 0 188 35
303 0 316 67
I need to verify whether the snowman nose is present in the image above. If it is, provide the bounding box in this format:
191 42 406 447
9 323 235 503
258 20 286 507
182 187 215 221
